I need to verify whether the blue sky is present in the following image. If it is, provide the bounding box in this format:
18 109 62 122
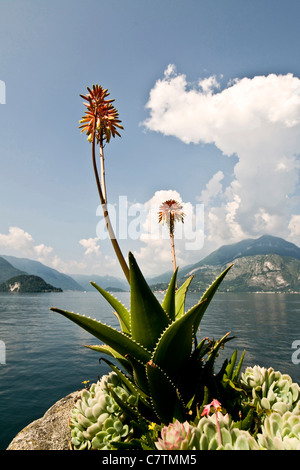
0 0 300 278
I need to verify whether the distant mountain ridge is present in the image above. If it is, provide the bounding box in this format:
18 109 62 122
0 274 62 293
0 255 83 291
188 234 300 269
0 257 25 284
70 273 128 292
0 255 127 292
150 235 300 293
177 254 300 293
1 235 299 293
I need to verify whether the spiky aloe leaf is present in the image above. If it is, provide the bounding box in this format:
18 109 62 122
223 349 245 385
90 281 130 334
129 252 171 351
224 349 238 381
204 332 234 375
146 360 185 424
99 356 150 406
125 353 149 394
175 275 194 320
232 350 245 382
151 299 207 383
84 344 132 374
193 337 214 361
195 264 233 332
161 267 178 321
50 308 151 364
108 385 147 425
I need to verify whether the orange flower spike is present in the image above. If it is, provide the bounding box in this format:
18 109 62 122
78 83 130 283
79 84 124 144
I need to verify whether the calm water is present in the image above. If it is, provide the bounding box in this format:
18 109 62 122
0 290 300 450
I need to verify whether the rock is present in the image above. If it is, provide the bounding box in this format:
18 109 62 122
7 391 80 450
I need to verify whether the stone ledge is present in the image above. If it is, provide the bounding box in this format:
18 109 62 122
7 391 80 450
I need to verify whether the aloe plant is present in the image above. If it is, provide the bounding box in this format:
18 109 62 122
51 252 237 425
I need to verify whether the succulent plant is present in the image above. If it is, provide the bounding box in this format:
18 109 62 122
241 365 300 415
155 420 195 450
51 252 237 426
257 409 300 450
70 372 136 450
193 413 259 450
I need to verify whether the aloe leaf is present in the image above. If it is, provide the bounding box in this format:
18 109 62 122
124 353 149 394
238 408 254 431
90 281 131 334
151 299 207 382
232 350 246 382
175 275 193 319
161 267 178 321
224 349 238 381
108 384 146 424
193 337 213 361
205 332 234 374
84 344 132 374
99 356 150 405
100 359 157 425
146 360 185 424
194 263 233 332
50 307 151 364
129 252 171 351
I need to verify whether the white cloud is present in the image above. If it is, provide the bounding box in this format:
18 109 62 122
0 226 84 274
79 237 101 256
143 65 300 247
0 226 112 276
288 214 300 242
199 170 224 205
33 243 53 258
0 226 54 261
0 226 34 253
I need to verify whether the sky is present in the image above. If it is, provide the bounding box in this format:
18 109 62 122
0 0 300 279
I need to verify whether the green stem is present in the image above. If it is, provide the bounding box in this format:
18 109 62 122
170 232 177 274
92 133 130 284
99 138 107 203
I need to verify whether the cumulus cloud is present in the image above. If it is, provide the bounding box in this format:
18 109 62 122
288 214 300 242
0 226 54 261
199 170 224 205
79 237 101 256
143 65 300 246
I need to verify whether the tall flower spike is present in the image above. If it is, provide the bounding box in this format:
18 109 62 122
79 84 129 284
79 84 124 144
158 200 185 273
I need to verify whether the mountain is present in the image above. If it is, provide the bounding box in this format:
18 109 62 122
70 274 129 292
179 254 300 293
180 235 300 277
0 257 26 284
150 235 300 293
0 274 63 293
0 255 83 291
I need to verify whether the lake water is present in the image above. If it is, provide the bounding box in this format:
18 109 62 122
1 290 300 450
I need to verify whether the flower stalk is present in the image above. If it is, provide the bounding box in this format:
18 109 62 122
201 399 223 447
80 85 130 284
158 200 185 273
